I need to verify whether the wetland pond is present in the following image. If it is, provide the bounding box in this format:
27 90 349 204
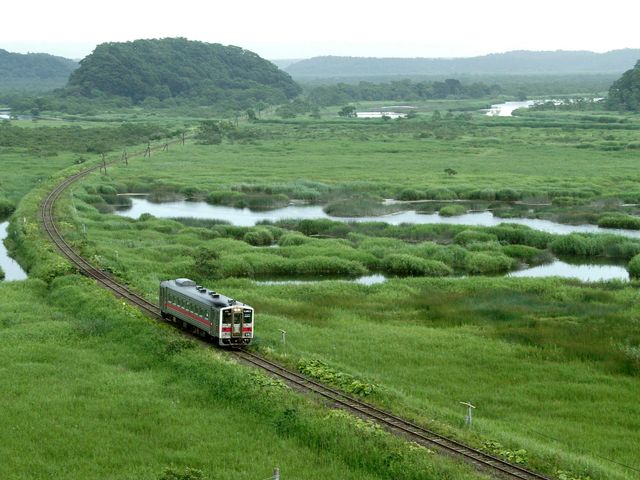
485 100 535 116
0 222 27 281
115 199 632 282
116 198 640 238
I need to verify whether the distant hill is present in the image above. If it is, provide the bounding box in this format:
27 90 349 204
0 49 78 91
607 60 640 111
270 58 304 70
66 38 301 108
286 50 640 78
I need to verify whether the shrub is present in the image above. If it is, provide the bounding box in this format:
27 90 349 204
206 190 246 205
298 359 378 396
158 467 205 480
0 265 4 280
424 187 457 200
502 245 551 264
381 254 452 277
454 230 498 246
495 188 522 201
468 188 496 201
396 188 424 201
0 197 16 218
180 185 205 199
218 256 255 277
97 184 118 195
464 252 514 274
550 234 599 257
489 224 552 249
278 233 310 246
324 195 385 217
243 228 274 246
598 214 640 230
293 256 367 276
439 204 467 217
628 254 640 279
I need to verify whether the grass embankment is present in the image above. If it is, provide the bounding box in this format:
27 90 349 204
0 277 488 480
6 111 640 480
53 113 640 480
2 132 488 479
60 191 640 479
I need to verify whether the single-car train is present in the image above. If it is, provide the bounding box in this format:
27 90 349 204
159 278 254 346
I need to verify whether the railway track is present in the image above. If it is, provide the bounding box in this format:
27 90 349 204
38 140 554 480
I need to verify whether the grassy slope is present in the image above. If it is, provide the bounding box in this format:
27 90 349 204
94 116 640 201
0 277 485 480
58 113 640 480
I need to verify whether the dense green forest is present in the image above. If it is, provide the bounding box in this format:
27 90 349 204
0 49 77 91
63 38 301 110
305 79 501 105
608 60 640 111
285 49 640 78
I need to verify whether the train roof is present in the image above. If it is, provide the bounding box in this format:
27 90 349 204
161 278 251 309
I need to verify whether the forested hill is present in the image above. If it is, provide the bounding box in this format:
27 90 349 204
66 38 301 109
0 49 78 91
286 49 640 78
607 60 640 111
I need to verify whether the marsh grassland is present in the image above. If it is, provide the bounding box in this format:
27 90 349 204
3 106 640 479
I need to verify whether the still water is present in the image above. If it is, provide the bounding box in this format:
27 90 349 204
485 100 535 116
116 198 640 239
256 274 388 286
0 222 27 281
356 111 407 119
0 109 10 120
255 260 629 285
114 199 633 282
508 260 628 282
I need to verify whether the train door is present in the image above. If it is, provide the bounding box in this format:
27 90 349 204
232 308 244 339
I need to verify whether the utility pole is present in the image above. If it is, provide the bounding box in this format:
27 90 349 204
143 141 151 158
122 148 128 166
100 153 107 174
162 142 169 152
279 329 286 345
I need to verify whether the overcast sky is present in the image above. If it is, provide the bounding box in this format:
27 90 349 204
2 0 639 60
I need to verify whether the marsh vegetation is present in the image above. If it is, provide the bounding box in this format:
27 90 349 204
2 95 639 480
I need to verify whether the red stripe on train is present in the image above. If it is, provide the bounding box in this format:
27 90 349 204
165 303 211 327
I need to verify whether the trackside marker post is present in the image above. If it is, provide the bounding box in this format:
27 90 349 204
460 401 476 427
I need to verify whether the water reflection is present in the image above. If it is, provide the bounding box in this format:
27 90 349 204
508 260 628 282
0 222 27 281
115 198 640 239
255 274 387 286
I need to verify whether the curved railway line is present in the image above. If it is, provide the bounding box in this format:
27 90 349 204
38 141 554 480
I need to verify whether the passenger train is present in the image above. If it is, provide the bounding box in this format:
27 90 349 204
159 278 254 346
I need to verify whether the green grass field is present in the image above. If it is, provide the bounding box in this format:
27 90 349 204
3 108 640 479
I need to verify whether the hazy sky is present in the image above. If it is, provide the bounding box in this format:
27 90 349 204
2 0 639 60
